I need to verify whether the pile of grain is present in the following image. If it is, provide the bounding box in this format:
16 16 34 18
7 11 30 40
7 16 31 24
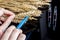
0 0 50 23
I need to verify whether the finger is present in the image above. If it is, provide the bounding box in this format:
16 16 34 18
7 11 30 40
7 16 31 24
18 34 26 40
0 30 3 38
1 8 15 16
0 9 15 32
0 17 5 25
1 25 16 40
0 15 15 31
0 8 4 16
9 29 22 40
0 17 6 22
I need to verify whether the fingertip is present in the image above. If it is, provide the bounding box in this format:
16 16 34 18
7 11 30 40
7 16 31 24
11 14 15 19
20 34 26 38
8 25 16 30
19 29 23 33
13 14 15 17
18 34 26 40
14 29 23 34
10 25 16 28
